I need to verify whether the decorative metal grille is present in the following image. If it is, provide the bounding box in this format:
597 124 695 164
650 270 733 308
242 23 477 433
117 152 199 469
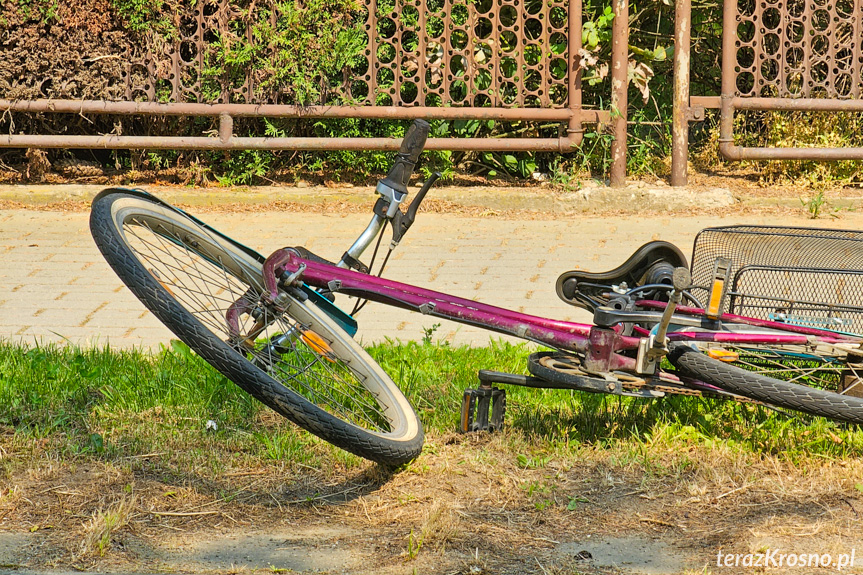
123 0 573 108
357 0 572 108
732 0 863 99
1 0 625 157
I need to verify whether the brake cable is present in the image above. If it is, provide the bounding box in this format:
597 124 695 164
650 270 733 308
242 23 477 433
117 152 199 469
350 221 390 316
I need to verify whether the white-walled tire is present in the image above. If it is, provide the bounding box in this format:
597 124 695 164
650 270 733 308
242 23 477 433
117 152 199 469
90 191 423 465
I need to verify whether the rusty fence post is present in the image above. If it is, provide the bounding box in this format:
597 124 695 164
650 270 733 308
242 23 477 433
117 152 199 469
671 0 692 187
609 0 629 187
564 0 585 151
718 0 737 159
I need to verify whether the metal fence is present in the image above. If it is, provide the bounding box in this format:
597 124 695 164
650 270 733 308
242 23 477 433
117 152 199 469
719 0 863 161
4 0 861 188
0 0 631 184
672 0 863 185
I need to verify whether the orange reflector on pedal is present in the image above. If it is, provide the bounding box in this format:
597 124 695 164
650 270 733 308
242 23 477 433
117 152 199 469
300 329 336 361
707 349 738 362
706 278 725 319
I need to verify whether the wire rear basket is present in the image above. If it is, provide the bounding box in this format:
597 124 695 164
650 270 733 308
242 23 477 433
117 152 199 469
689 225 863 335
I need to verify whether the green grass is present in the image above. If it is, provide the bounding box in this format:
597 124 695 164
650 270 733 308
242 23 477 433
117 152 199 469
2 338 863 472
377 339 863 462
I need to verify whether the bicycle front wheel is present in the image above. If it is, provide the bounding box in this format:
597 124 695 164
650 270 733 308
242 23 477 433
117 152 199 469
90 190 423 465
669 341 863 424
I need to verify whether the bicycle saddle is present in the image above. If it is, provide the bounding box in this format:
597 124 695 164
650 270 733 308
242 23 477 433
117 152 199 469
556 240 688 311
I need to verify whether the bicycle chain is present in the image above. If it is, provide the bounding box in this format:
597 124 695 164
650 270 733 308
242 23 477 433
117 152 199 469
538 354 761 404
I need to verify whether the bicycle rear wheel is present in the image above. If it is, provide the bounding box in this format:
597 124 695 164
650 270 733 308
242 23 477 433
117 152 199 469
669 341 863 424
90 190 423 465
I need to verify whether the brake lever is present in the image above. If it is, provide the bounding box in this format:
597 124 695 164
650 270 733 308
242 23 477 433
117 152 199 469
407 172 440 221
391 171 441 245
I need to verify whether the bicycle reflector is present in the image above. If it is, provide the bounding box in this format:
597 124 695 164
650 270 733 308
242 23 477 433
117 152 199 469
707 349 739 362
300 329 337 362
705 257 732 320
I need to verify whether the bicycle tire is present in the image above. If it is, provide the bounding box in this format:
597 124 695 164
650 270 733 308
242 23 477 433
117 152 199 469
668 342 863 424
90 190 423 465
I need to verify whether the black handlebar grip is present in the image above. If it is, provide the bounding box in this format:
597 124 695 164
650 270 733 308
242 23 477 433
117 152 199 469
399 118 431 164
378 119 430 196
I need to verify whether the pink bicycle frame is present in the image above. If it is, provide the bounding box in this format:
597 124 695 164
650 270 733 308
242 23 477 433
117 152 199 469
262 250 857 374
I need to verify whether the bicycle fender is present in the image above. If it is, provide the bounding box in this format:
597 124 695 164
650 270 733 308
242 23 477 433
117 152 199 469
94 187 267 264
301 285 358 337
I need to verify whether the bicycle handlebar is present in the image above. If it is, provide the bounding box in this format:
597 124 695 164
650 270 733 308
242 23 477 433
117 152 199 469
378 119 430 197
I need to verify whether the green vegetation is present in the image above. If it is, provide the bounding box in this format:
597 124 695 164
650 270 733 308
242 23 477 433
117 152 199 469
198 0 685 184
2 338 862 473
12 0 60 23
109 0 176 35
11 0 169 29
750 111 863 187
201 0 365 105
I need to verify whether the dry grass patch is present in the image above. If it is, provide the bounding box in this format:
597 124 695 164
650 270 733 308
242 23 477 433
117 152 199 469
0 427 861 573
77 496 135 558
3 341 863 572
404 499 460 561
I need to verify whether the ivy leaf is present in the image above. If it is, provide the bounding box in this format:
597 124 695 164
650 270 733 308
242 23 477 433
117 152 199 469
517 158 536 179
653 46 669 62
581 23 594 46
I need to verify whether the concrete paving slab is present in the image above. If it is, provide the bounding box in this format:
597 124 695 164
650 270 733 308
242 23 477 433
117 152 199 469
2 188 862 350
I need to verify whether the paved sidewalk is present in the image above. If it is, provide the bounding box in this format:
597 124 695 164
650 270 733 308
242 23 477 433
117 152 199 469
3 193 860 350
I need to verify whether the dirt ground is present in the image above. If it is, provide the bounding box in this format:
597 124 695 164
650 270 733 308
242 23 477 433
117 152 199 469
2 174 863 574
2 429 862 575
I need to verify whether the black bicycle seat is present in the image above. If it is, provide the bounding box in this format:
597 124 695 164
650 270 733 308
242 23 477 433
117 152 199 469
556 240 688 311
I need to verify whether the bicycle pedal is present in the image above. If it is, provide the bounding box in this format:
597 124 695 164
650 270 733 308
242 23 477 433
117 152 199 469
459 384 505 433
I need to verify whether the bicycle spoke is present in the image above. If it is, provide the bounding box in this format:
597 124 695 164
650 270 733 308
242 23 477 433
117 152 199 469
122 216 391 433
128 225 232 333
263 315 388 429
841 363 863 396
129 222 238 296
721 344 846 392
128 223 234 311
128 221 248 337
258 310 388 427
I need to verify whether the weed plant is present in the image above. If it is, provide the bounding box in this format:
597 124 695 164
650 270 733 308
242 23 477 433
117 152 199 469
752 111 863 188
